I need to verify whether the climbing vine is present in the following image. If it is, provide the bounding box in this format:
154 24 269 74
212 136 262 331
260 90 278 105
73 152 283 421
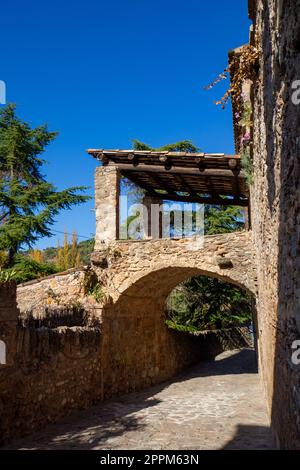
205 44 259 185
239 102 254 185
241 147 253 186
205 44 260 111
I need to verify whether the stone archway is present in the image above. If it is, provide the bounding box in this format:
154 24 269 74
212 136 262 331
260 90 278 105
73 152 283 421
96 233 257 399
93 231 257 302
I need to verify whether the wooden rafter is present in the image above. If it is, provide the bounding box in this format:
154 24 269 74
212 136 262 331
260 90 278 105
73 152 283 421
116 163 246 180
175 174 197 196
146 172 177 195
145 192 248 207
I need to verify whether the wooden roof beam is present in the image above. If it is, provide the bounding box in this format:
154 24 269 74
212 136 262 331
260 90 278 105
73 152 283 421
150 192 249 207
116 163 246 179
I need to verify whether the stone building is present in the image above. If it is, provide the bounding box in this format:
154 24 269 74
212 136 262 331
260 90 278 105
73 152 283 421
246 0 300 449
228 0 300 449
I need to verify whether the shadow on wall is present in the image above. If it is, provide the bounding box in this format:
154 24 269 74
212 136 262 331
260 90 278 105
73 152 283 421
221 425 275 450
173 348 258 381
258 0 300 450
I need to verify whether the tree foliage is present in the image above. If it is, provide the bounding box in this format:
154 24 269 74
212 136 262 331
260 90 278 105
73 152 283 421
2 255 58 284
24 237 94 267
0 104 90 266
29 249 44 263
166 206 252 331
132 139 199 153
204 205 244 235
56 230 81 271
166 276 252 331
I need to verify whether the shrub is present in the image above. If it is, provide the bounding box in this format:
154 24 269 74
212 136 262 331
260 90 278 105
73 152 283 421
2 255 59 284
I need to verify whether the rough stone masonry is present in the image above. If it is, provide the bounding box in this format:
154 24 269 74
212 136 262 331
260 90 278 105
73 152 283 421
248 0 300 449
0 272 251 445
5 0 300 450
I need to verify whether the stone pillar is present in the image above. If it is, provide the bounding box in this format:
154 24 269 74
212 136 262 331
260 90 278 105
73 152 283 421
94 165 120 250
142 195 163 239
243 205 251 230
0 282 18 367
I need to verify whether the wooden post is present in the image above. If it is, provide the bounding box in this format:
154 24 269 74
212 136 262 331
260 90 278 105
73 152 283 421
142 195 163 239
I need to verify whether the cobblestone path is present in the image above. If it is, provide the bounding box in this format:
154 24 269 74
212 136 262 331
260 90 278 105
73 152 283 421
6 349 274 450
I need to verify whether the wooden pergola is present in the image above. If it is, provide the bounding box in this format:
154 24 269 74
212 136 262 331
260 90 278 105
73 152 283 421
87 149 249 207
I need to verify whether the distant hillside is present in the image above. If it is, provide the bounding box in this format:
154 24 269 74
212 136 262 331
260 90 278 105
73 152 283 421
40 238 95 266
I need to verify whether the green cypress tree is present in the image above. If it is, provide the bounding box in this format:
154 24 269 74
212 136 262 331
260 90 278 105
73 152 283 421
0 104 90 266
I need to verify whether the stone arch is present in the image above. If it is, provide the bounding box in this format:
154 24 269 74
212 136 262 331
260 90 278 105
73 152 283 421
0 340 6 365
94 232 257 397
101 261 257 398
111 264 255 307
99 231 257 305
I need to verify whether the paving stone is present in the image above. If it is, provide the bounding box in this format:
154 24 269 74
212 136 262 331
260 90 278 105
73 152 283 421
5 349 274 450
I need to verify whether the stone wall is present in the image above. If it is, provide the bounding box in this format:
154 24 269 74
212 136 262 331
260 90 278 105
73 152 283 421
250 0 300 449
101 299 253 399
17 232 256 325
0 283 18 367
0 281 250 445
0 325 103 444
17 268 94 317
0 282 103 445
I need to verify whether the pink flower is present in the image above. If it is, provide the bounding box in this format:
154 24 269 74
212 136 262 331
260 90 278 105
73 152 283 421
241 132 251 145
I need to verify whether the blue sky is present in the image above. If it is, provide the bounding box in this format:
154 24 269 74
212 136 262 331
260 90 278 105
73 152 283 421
1 0 251 249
